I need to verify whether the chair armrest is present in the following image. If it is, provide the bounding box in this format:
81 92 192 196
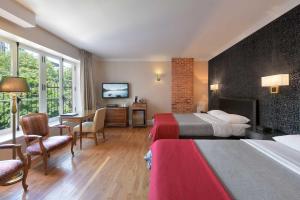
24 135 46 153
0 144 21 150
24 135 43 140
52 125 73 137
53 124 70 129
0 144 26 163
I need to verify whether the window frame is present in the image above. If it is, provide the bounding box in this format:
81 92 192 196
0 37 78 133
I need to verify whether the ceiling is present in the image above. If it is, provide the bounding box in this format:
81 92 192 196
17 0 300 61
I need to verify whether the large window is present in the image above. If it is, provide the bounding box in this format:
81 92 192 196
63 61 74 113
18 48 40 116
46 57 60 118
0 37 78 132
0 41 11 130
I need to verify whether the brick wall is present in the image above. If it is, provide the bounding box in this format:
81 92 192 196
172 58 194 113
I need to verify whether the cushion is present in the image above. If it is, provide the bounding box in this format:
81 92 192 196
273 135 300 153
220 114 250 124
73 122 95 133
207 110 228 117
0 160 23 182
208 110 250 124
26 136 72 155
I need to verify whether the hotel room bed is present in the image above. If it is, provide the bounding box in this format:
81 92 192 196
150 98 257 142
148 138 300 200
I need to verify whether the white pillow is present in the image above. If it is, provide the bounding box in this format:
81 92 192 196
207 110 228 117
223 114 250 124
231 124 251 136
273 135 300 152
231 123 251 129
208 110 250 124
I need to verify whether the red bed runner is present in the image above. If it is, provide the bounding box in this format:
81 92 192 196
150 113 179 143
149 140 232 200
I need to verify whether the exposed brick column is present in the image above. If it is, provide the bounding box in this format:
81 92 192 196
172 58 194 113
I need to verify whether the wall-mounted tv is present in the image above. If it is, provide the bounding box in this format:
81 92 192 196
102 83 129 99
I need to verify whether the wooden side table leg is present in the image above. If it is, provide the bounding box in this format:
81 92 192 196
59 117 63 135
80 121 83 150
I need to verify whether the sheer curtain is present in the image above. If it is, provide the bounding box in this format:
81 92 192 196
79 50 96 111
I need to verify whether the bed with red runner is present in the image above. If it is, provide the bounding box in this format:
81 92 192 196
148 139 300 200
149 139 232 200
150 113 179 143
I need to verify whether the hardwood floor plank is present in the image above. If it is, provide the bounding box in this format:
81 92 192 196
0 128 151 200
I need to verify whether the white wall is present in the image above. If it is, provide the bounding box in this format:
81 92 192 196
93 61 172 120
194 61 209 111
92 60 208 120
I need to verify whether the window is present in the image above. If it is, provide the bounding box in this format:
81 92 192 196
46 57 60 118
18 48 40 116
0 41 11 130
0 37 78 133
63 61 74 113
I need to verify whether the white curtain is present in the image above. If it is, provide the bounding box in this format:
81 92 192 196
79 50 96 111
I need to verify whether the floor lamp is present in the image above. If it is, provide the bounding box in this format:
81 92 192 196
0 76 29 183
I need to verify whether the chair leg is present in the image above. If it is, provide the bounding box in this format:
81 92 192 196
74 132 77 146
94 132 98 145
102 128 106 141
71 139 74 156
42 152 48 175
80 133 82 150
27 155 31 169
22 164 28 191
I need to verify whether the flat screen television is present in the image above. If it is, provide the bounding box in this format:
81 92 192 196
102 83 129 99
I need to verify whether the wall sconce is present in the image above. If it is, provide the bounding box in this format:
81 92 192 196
156 73 161 81
261 74 289 94
210 84 219 91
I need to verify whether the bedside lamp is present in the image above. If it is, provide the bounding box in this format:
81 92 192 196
210 84 219 91
0 76 29 159
261 74 289 94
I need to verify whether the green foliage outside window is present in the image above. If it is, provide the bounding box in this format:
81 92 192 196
0 44 11 130
0 47 74 130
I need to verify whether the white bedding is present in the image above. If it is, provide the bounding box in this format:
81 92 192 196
243 139 300 175
193 113 250 137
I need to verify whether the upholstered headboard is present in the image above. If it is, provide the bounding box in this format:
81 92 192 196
219 97 257 130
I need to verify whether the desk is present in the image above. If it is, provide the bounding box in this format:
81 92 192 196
60 110 95 149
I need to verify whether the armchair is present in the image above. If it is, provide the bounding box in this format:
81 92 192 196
20 113 74 175
0 144 28 191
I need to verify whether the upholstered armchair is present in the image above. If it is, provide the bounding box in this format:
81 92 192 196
73 108 106 149
20 113 74 175
0 144 28 191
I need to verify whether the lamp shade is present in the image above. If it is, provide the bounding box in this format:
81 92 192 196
261 74 289 87
0 76 29 92
210 84 219 91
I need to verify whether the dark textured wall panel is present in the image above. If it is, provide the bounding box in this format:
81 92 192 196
209 5 300 134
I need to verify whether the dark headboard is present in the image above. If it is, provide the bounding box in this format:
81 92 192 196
219 97 257 130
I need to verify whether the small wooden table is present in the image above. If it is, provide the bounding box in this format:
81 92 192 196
132 103 147 127
60 110 95 149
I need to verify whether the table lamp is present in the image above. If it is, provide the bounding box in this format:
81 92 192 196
0 76 29 159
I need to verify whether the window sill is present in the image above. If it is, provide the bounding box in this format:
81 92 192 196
0 120 62 144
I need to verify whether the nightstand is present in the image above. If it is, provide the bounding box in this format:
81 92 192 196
245 128 285 140
132 103 147 127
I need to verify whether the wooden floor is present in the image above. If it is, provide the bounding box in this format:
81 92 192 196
0 128 151 200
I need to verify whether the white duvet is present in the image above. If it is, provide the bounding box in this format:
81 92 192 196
243 139 300 175
193 113 249 137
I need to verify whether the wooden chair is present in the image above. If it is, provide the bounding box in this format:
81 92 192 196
0 144 28 191
19 113 74 175
73 108 106 149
